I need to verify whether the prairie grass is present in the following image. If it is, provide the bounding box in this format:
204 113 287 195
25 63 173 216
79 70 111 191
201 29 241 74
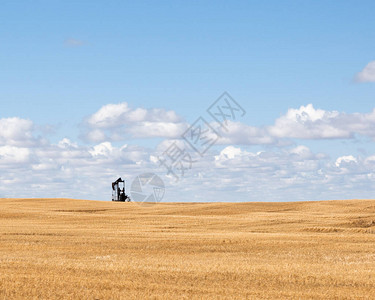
1 198 375 299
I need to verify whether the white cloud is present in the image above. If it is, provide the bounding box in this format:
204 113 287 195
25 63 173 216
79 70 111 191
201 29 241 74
83 102 187 141
1 127 375 202
4 102 375 202
77 103 375 171
204 105 375 145
267 104 375 140
335 155 357 167
87 103 131 129
58 138 78 149
89 142 114 157
215 146 243 160
168 144 335 201
126 122 188 138
87 103 182 128
355 61 375 83
84 129 108 143
0 136 155 199
0 146 31 164
83 102 375 145
268 104 350 139
216 121 277 145
0 117 36 146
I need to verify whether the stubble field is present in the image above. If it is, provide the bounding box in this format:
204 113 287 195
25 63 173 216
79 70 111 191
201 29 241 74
1 198 375 299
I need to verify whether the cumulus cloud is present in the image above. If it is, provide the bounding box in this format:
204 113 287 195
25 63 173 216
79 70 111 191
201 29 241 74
355 61 375 83
87 103 131 128
267 104 375 140
178 144 375 201
4 102 375 202
268 104 347 139
83 102 188 142
215 145 243 160
0 146 31 165
2 125 375 202
0 117 41 147
213 145 324 170
126 122 187 139
89 142 114 157
163 144 375 202
58 138 78 149
335 155 357 167
87 103 182 128
206 105 375 145
82 102 375 145
0 135 154 199
216 121 278 145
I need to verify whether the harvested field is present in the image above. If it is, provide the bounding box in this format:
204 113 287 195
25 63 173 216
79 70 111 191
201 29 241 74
1 198 375 299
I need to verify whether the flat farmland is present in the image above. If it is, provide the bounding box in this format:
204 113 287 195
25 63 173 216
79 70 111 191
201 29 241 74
1 198 375 299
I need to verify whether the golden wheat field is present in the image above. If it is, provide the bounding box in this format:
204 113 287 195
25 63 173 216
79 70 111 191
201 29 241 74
1 198 375 299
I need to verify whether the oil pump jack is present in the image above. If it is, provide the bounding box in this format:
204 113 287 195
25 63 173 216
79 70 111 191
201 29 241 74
111 178 130 202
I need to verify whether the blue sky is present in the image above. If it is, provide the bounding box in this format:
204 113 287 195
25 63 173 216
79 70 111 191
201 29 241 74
1 1 375 201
